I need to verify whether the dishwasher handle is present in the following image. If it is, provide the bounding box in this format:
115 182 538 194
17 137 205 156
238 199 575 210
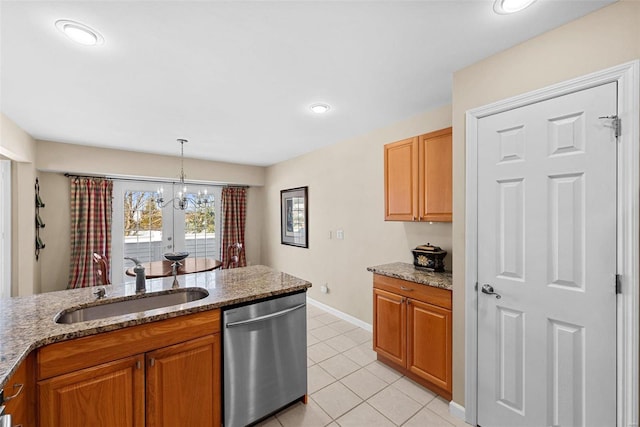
226 303 306 328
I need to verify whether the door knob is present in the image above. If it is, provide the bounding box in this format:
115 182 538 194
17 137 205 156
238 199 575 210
481 284 502 299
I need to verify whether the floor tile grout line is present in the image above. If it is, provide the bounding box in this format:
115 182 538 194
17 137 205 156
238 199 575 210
266 305 459 427
387 376 439 407
337 400 400 427
422 406 457 427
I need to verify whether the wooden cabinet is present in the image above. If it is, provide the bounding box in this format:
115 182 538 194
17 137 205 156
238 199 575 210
384 127 452 222
38 355 145 427
373 288 406 366
3 353 35 427
384 136 418 221
373 274 452 399
37 310 221 427
146 335 220 427
406 298 452 393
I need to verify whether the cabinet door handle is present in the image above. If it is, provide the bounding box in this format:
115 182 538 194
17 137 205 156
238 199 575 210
407 299 411 305
149 358 155 367
136 360 142 370
400 286 413 291
3 383 24 401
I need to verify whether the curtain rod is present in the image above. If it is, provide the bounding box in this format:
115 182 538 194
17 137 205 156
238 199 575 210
62 173 248 188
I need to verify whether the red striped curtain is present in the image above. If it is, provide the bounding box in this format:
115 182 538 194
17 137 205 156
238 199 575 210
68 177 113 288
220 187 247 268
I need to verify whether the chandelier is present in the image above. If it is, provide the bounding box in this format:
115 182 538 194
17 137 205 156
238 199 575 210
155 139 212 210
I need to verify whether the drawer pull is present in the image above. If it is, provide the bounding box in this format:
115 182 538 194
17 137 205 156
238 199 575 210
3 383 24 401
400 286 414 291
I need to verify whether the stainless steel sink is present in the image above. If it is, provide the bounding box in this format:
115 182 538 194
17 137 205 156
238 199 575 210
55 288 209 324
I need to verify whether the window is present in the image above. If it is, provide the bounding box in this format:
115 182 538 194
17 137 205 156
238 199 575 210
112 181 222 283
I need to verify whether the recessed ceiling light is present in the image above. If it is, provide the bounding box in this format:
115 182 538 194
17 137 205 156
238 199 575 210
493 0 537 14
55 20 104 46
309 103 331 114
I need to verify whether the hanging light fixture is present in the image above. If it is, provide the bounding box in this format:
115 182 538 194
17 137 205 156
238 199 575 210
155 139 212 210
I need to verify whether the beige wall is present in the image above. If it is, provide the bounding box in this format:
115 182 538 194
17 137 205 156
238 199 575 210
1 113 37 296
263 105 453 323
451 0 640 406
37 140 265 186
35 140 266 292
0 113 35 162
37 172 70 293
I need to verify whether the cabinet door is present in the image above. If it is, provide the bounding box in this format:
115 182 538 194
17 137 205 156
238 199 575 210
418 128 452 222
373 289 406 366
38 355 145 427
146 335 220 427
3 353 34 427
384 137 418 221
407 298 452 392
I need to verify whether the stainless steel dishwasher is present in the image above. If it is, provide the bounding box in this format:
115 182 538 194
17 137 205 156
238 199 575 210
223 291 307 427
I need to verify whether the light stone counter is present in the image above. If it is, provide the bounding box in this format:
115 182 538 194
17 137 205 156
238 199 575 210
0 265 311 388
367 262 452 290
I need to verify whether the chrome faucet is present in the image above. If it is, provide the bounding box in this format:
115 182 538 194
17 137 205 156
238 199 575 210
93 287 106 299
171 261 181 288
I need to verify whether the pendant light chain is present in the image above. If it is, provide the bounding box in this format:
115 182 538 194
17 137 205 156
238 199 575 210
155 138 212 211
179 138 187 185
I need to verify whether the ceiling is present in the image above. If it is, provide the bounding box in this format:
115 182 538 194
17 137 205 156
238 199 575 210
1 0 614 167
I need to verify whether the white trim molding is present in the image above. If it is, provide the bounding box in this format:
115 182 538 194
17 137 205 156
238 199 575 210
449 400 466 422
465 60 639 427
0 160 11 299
306 297 373 332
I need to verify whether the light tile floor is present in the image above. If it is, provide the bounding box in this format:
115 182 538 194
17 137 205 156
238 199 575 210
256 303 468 427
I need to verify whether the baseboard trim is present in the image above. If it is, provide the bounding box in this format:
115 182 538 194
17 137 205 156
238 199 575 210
449 401 466 422
306 297 373 332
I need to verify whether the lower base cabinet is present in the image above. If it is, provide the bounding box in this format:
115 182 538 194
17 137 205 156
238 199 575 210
36 310 221 427
146 335 219 427
407 298 451 394
3 353 36 427
38 355 145 427
373 274 452 399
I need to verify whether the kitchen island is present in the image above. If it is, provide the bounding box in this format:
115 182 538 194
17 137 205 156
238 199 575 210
0 265 311 426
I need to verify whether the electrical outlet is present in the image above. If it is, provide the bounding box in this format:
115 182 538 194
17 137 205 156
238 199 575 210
320 284 329 294
336 229 344 240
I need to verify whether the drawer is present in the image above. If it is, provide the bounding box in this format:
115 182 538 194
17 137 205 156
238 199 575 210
38 309 220 380
373 274 451 309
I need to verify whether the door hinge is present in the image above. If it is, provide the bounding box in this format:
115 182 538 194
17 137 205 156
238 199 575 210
599 115 621 138
615 274 622 294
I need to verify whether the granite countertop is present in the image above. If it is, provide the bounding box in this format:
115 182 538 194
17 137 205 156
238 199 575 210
367 262 452 290
0 265 311 388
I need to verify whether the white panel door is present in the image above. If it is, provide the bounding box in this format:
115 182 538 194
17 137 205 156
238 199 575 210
477 82 617 427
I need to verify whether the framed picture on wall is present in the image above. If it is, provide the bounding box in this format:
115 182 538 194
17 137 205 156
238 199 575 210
281 186 308 248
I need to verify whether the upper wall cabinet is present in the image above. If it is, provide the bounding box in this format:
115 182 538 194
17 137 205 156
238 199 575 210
384 127 452 222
